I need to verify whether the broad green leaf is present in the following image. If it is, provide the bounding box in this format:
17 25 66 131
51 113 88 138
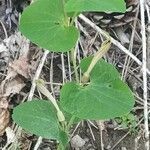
13 100 60 140
65 0 126 13
60 57 134 120
19 0 79 52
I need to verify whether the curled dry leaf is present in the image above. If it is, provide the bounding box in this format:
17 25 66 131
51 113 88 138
0 32 30 74
1 77 26 97
9 56 31 79
0 108 10 136
0 97 9 109
0 56 31 96
9 56 30 78
0 97 9 136
0 32 29 55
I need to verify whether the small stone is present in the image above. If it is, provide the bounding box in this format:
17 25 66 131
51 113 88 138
84 138 89 142
71 135 86 148
121 147 127 150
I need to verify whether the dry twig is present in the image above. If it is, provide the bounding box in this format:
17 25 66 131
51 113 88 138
140 0 150 149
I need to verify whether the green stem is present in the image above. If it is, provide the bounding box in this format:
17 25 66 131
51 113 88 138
70 12 78 26
71 48 79 83
66 115 76 132
61 0 68 26
82 39 111 83
57 143 65 150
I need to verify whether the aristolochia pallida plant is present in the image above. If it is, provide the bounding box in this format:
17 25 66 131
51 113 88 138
12 0 135 149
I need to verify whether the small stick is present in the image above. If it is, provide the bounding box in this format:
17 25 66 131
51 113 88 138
140 0 150 149
28 50 49 100
0 20 8 39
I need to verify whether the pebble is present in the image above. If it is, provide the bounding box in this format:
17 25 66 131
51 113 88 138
71 135 86 148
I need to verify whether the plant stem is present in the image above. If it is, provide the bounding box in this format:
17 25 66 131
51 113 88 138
82 39 111 83
61 0 68 26
70 12 78 26
71 48 79 83
36 79 66 123
57 143 65 150
66 115 76 131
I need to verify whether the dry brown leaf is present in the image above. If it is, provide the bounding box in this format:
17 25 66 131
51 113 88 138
0 97 9 109
0 98 9 136
0 32 31 136
0 55 31 96
0 108 10 136
9 56 31 79
2 77 25 97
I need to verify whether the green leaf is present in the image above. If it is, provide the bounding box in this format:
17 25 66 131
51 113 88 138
13 100 60 140
65 0 126 13
60 57 134 120
19 0 79 52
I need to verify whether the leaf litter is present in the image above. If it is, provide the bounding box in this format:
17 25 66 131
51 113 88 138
0 31 38 138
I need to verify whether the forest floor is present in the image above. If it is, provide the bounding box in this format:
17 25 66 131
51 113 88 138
0 0 149 150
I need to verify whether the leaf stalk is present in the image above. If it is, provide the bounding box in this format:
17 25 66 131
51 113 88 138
82 39 111 83
36 79 65 122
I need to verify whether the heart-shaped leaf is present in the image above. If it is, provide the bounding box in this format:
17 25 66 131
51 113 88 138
65 0 126 13
20 0 79 52
13 100 60 140
60 57 134 120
